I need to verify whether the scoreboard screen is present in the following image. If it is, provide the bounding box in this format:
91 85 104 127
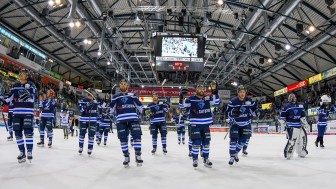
152 32 206 72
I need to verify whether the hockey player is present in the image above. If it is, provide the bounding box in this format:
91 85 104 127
315 95 335 148
280 93 309 160
0 69 36 163
78 89 99 155
2 92 14 141
173 108 187 145
97 100 112 146
38 89 57 147
109 79 144 167
60 109 70 139
148 93 169 155
226 85 257 165
179 81 220 168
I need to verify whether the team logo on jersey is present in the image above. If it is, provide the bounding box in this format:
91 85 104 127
155 106 160 111
121 97 128 104
198 101 205 109
294 109 298 115
241 107 246 113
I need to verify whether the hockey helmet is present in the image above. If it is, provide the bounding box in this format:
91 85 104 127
19 69 29 77
86 88 98 98
237 85 247 93
196 83 205 90
320 95 331 106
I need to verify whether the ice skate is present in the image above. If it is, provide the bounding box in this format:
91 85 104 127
242 149 248 156
178 141 181 145
135 154 143 167
37 141 44 147
320 144 325 148
7 136 13 141
88 149 92 156
97 140 101 146
123 154 130 168
17 152 26 163
151 148 156 155
78 147 83 154
234 154 239 163
192 160 198 168
228 157 235 166
163 148 167 155
315 140 318 147
48 140 52 148
182 141 185 145
204 159 212 168
27 152 33 163
104 141 107 146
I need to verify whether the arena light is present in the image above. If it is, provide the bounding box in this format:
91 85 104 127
141 85 144 88
55 0 62 5
217 0 224 6
107 61 111 65
48 0 55 6
285 44 291 50
69 21 75 28
87 40 92 45
83 39 88 44
267 58 273 63
308 25 316 32
231 81 238 86
97 51 102 56
75 20 81 27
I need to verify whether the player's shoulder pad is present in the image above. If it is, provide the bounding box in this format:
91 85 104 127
159 101 164 105
297 103 304 108
128 92 135 96
204 96 210 100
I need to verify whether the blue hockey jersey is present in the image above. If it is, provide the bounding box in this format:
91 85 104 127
6 81 36 116
173 113 188 126
226 97 257 127
40 98 57 118
147 101 169 123
317 105 336 126
79 97 98 122
181 94 220 125
280 102 305 128
110 93 143 122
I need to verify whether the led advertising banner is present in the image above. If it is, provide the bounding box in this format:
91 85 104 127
287 80 308 92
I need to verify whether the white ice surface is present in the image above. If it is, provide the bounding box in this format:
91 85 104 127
0 128 336 189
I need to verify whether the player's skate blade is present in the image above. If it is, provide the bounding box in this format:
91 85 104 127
135 155 143 167
123 155 130 168
193 160 198 168
163 148 167 155
204 159 212 168
27 152 33 163
17 152 26 163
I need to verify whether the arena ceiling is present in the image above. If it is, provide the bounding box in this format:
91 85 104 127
0 0 336 96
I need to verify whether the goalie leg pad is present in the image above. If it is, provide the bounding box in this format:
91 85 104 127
284 127 301 160
296 127 308 158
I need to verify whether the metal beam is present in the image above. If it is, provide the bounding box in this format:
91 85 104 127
283 68 302 81
298 58 319 74
270 75 287 87
17 20 34 30
318 47 336 64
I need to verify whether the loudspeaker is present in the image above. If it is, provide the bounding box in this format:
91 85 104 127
259 57 264 64
178 17 184 26
296 23 304 33
64 27 71 37
158 25 164 32
196 26 201 34
41 8 49 17
275 43 282 51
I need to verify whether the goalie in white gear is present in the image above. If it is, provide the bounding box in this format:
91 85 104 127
279 93 309 160
315 95 336 148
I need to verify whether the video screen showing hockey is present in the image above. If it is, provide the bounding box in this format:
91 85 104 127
161 37 198 57
1 0 336 189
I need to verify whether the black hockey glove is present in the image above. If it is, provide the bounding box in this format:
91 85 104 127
209 80 218 95
179 88 189 101
19 90 31 102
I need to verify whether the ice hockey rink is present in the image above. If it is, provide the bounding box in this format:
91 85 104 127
0 128 336 189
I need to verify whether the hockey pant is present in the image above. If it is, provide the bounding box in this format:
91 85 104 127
116 121 142 156
316 125 327 146
40 118 53 142
176 125 186 142
190 124 211 160
13 114 34 154
150 122 167 149
284 127 308 159
79 121 96 150
99 125 110 143
229 124 251 156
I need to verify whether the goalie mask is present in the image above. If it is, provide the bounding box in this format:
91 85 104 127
320 95 331 106
288 93 296 103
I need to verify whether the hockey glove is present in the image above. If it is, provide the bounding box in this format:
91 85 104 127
300 117 309 130
179 88 189 101
209 80 218 95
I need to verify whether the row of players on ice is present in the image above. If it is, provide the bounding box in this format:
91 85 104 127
0 69 334 168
